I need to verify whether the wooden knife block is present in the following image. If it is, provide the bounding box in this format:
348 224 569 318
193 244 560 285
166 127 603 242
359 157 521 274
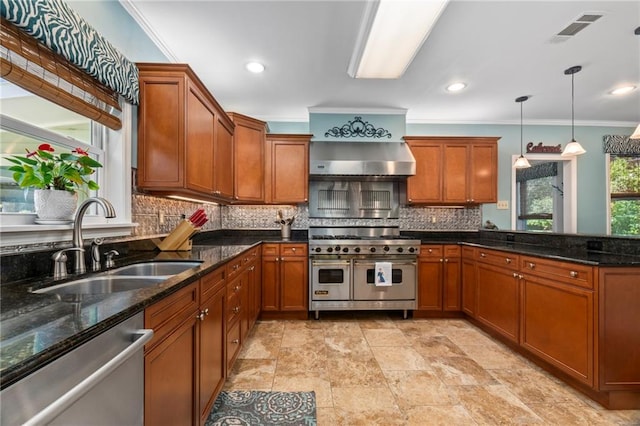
152 220 200 251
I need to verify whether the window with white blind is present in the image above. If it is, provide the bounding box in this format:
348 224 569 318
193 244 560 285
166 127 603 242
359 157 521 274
608 154 640 236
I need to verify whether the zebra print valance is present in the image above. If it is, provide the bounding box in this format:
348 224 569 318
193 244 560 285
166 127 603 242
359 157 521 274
603 135 640 155
0 0 138 104
516 161 558 183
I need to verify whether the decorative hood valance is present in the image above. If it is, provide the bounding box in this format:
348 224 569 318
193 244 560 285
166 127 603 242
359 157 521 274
516 161 558 183
603 135 640 155
0 0 139 104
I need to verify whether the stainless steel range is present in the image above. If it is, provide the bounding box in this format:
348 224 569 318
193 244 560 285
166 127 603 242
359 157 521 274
309 226 420 319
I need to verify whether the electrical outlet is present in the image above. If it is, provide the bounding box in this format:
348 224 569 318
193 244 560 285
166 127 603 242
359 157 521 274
496 200 509 210
159 211 165 225
431 216 437 223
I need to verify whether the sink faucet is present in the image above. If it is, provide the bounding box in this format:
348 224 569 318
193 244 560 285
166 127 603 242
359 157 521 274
72 197 116 274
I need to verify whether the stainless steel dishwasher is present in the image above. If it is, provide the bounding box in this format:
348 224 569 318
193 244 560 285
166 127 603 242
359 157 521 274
1 312 153 425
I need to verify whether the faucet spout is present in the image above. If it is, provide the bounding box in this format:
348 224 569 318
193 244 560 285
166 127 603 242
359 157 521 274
72 197 116 274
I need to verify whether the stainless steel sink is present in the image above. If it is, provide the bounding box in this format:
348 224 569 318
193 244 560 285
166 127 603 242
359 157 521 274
33 276 167 295
107 261 203 276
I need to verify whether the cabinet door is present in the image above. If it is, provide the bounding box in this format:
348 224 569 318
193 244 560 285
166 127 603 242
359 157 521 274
406 141 442 203
442 144 469 203
280 257 308 311
231 114 265 202
266 136 309 204
443 257 461 311
521 274 593 386
137 74 184 188
261 247 280 311
213 115 234 199
417 257 443 311
468 143 497 203
199 287 225 424
226 319 242 372
476 262 519 343
461 257 477 316
247 259 261 329
186 81 214 193
145 316 197 426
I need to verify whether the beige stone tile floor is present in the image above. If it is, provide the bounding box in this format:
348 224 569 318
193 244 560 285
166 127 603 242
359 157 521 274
224 312 640 425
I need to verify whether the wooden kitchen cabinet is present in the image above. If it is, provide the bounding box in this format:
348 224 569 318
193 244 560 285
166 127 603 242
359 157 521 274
137 63 235 203
405 136 499 205
475 248 520 343
144 282 199 426
261 243 308 319
416 245 461 313
519 268 594 387
265 134 311 204
461 246 477 316
228 112 266 203
598 267 640 407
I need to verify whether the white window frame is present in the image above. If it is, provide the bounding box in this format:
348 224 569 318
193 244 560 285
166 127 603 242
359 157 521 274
0 103 135 247
511 153 577 233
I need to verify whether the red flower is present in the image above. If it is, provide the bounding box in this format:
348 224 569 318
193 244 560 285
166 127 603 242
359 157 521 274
73 147 89 156
38 143 54 152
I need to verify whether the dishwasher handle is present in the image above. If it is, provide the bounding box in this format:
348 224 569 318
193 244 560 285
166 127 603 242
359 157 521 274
23 328 154 426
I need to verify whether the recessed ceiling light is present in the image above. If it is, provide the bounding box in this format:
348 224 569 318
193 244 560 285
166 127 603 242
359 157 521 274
446 82 466 92
610 85 636 95
246 62 265 73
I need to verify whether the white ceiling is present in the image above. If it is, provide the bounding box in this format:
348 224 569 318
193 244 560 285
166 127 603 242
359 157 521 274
122 0 640 126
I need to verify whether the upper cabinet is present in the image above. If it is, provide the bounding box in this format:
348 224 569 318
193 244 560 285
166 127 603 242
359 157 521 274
137 63 235 203
265 134 311 204
405 136 499 205
228 112 267 203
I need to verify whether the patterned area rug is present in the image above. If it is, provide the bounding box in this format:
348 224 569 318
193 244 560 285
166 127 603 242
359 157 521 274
206 390 317 426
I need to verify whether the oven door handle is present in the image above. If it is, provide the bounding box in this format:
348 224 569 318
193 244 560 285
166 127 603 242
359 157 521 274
311 260 351 267
353 260 417 267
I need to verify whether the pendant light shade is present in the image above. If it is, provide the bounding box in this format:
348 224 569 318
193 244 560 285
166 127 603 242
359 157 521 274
561 65 586 157
513 95 531 169
630 123 640 140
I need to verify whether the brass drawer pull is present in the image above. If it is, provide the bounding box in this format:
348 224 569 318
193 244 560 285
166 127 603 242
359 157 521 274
570 271 578 278
528 262 535 269
480 253 486 258
232 339 239 344
505 258 512 264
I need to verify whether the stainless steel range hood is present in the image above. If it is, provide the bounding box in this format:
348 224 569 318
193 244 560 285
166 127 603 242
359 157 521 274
309 141 416 177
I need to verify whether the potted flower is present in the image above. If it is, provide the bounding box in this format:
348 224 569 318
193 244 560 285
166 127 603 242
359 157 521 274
7 143 102 222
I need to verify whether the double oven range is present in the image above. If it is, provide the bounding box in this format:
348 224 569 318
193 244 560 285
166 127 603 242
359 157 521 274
309 226 421 319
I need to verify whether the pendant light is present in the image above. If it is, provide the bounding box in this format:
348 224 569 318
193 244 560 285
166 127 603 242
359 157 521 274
513 96 531 168
561 65 587 157
630 124 640 140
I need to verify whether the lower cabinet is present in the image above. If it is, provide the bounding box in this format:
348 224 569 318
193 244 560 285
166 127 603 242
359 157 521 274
261 243 308 318
475 249 520 343
416 245 460 313
461 247 477 316
144 282 199 426
520 273 593 386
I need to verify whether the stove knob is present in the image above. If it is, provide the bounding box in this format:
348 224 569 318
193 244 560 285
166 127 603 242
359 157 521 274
396 247 404 253
314 247 322 253
354 247 361 253
327 247 333 253
335 246 341 252
408 247 416 253
342 247 349 253
383 246 390 252
370 247 376 253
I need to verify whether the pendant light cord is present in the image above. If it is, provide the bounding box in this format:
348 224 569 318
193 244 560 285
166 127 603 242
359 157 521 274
571 71 575 141
520 101 524 155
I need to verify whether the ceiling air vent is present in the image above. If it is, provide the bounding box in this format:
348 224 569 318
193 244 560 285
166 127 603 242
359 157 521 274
551 12 604 43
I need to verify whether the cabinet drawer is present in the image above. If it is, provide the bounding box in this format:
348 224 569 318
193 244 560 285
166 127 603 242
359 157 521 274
241 246 261 265
226 256 243 279
420 245 443 258
521 256 593 289
145 282 199 351
200 266 225 302
444 245 461 258
226 319 242 370
476 248 519 271
281 244 307 257
462 246 476 259
262 243 279 257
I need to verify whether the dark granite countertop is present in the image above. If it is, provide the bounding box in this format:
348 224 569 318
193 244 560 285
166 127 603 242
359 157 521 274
0 235 286 389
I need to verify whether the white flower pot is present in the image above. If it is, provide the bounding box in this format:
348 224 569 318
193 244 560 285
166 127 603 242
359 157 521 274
34 189 78 223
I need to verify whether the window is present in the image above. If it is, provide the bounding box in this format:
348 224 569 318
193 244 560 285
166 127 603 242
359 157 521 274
0 80 133 247
1 81 103 214
516 161 564 232
609 154 640 236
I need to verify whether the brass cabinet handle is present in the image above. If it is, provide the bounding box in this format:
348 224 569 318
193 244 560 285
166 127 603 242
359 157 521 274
444 259 449 263
428 248 433 253
232 339 239 344
233 306 240 313
528 262 535 269
292 247 296 252
440 258 444 262
480 253 486 258
505 258 512 264
513 272 518 278
570 271 578 278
